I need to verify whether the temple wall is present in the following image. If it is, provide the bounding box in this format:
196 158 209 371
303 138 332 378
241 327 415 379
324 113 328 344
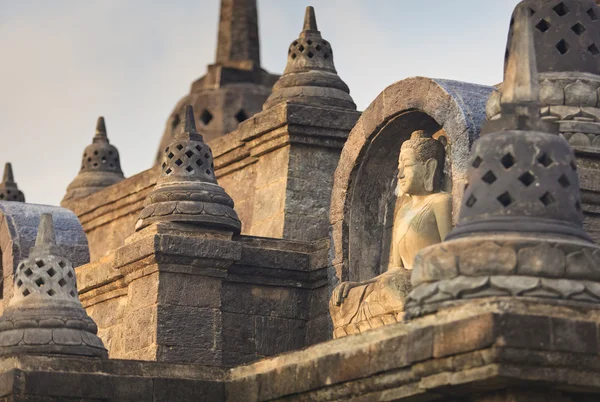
77 232 328 367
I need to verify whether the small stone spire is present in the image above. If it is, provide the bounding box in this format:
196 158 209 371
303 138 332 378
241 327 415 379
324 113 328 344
136 105 241 232
62 117 125 203
502 4 537 106
406 2 600 318
215 0 260 69
94 116 108 142
262 6 356 111
0 163 25 202
482 3 555 135
302 6 318 33
0 214 107 358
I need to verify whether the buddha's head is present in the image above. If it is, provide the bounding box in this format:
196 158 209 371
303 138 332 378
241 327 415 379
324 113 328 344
398 131 445 195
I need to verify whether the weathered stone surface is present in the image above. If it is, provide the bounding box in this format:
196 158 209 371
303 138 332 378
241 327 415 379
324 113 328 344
329 76 492 291
0 214 105 358
156 0 279 155
227 299 600 401
62 117 125 203
0 163 25 203
0 355 225 401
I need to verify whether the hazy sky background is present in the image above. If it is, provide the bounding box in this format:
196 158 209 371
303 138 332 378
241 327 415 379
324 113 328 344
0 0 521 205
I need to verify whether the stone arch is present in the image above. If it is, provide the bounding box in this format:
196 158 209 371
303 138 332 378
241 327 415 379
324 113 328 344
329 77 493 284
0 202 89 309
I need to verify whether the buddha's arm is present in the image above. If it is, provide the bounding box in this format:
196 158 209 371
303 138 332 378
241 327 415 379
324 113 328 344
433 194 453 240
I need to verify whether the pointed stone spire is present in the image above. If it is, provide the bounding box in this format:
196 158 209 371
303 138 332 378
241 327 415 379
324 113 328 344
94 116 108 142
137 105 241 232
482 3 556 135
406 1 599 318
215 0 260 69
263 6 356 111
3 163 13 183
62 116 125 203
0 163 25 202
302 6 318 33
502 4 538 106
0 213 107 358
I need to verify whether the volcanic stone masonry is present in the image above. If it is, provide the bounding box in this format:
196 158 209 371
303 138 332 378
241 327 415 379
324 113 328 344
0 1 600 401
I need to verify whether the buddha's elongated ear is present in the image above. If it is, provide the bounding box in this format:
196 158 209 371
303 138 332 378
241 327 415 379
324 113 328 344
424 158 438 192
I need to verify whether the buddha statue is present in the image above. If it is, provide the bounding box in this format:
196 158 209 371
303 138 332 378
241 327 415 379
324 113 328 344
329 130 452 336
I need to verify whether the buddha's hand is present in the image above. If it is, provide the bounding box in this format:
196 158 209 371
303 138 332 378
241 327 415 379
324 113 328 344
332 281 360 306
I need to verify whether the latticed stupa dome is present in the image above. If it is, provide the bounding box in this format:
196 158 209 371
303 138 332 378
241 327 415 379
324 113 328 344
0 214 107 358
407 3 600 317
62 117 124 203
487 0 600 148
138 105 241 233
0 163 25 202
262 6 356 111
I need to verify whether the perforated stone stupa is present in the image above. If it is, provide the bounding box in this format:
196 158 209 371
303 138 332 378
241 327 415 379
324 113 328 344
137 105 241 232
156 0 280 160
407 3 600 317
263 6 356 111
0 214 106 358
0 163 25 202
62 117 124 203
487 0 600 148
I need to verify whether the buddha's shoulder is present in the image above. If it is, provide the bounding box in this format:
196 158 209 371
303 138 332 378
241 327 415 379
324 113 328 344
429 192 452 206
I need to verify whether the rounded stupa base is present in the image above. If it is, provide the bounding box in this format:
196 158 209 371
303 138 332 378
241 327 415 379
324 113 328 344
0 306 107 359
136 180 241 233
63 171 124 202
405 233 600 318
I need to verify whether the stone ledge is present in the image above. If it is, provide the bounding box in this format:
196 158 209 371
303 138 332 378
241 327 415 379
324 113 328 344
227 298 600 401
0 355 225 400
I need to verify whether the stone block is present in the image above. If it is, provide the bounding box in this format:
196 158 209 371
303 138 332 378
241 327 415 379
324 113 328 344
221 282 309 320
153 378 224 402
120 306 157 352
406 325 434 363
158 272 221 309
156 346 222 366
127 272 159 312
433 314 496 358
227 376 259 402
255 316 305 356
283 213 329 242
497 314 551 350
306 315 330 346
222 312 255 354
254 146 289 189
157 305 221 351
551 318 597 354
251 180 287 224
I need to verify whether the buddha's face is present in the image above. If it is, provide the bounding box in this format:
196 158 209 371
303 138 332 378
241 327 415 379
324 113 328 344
398 148 428 195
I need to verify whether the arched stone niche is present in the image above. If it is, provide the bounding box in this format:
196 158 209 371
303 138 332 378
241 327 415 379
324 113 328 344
0 202 89 308
329 77 493 285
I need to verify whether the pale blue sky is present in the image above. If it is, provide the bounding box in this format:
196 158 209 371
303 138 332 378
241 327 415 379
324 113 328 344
0 0 520 205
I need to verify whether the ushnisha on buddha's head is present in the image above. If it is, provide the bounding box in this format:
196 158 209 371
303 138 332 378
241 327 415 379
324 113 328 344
398 130 445 196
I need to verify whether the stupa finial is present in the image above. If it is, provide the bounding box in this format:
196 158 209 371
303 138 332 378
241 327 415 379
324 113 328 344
2 163 14 184
302 6 318 33
0 163 25 202
93 116 108 143
35 213 57 249
481 3 557 135
501 3 538 106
